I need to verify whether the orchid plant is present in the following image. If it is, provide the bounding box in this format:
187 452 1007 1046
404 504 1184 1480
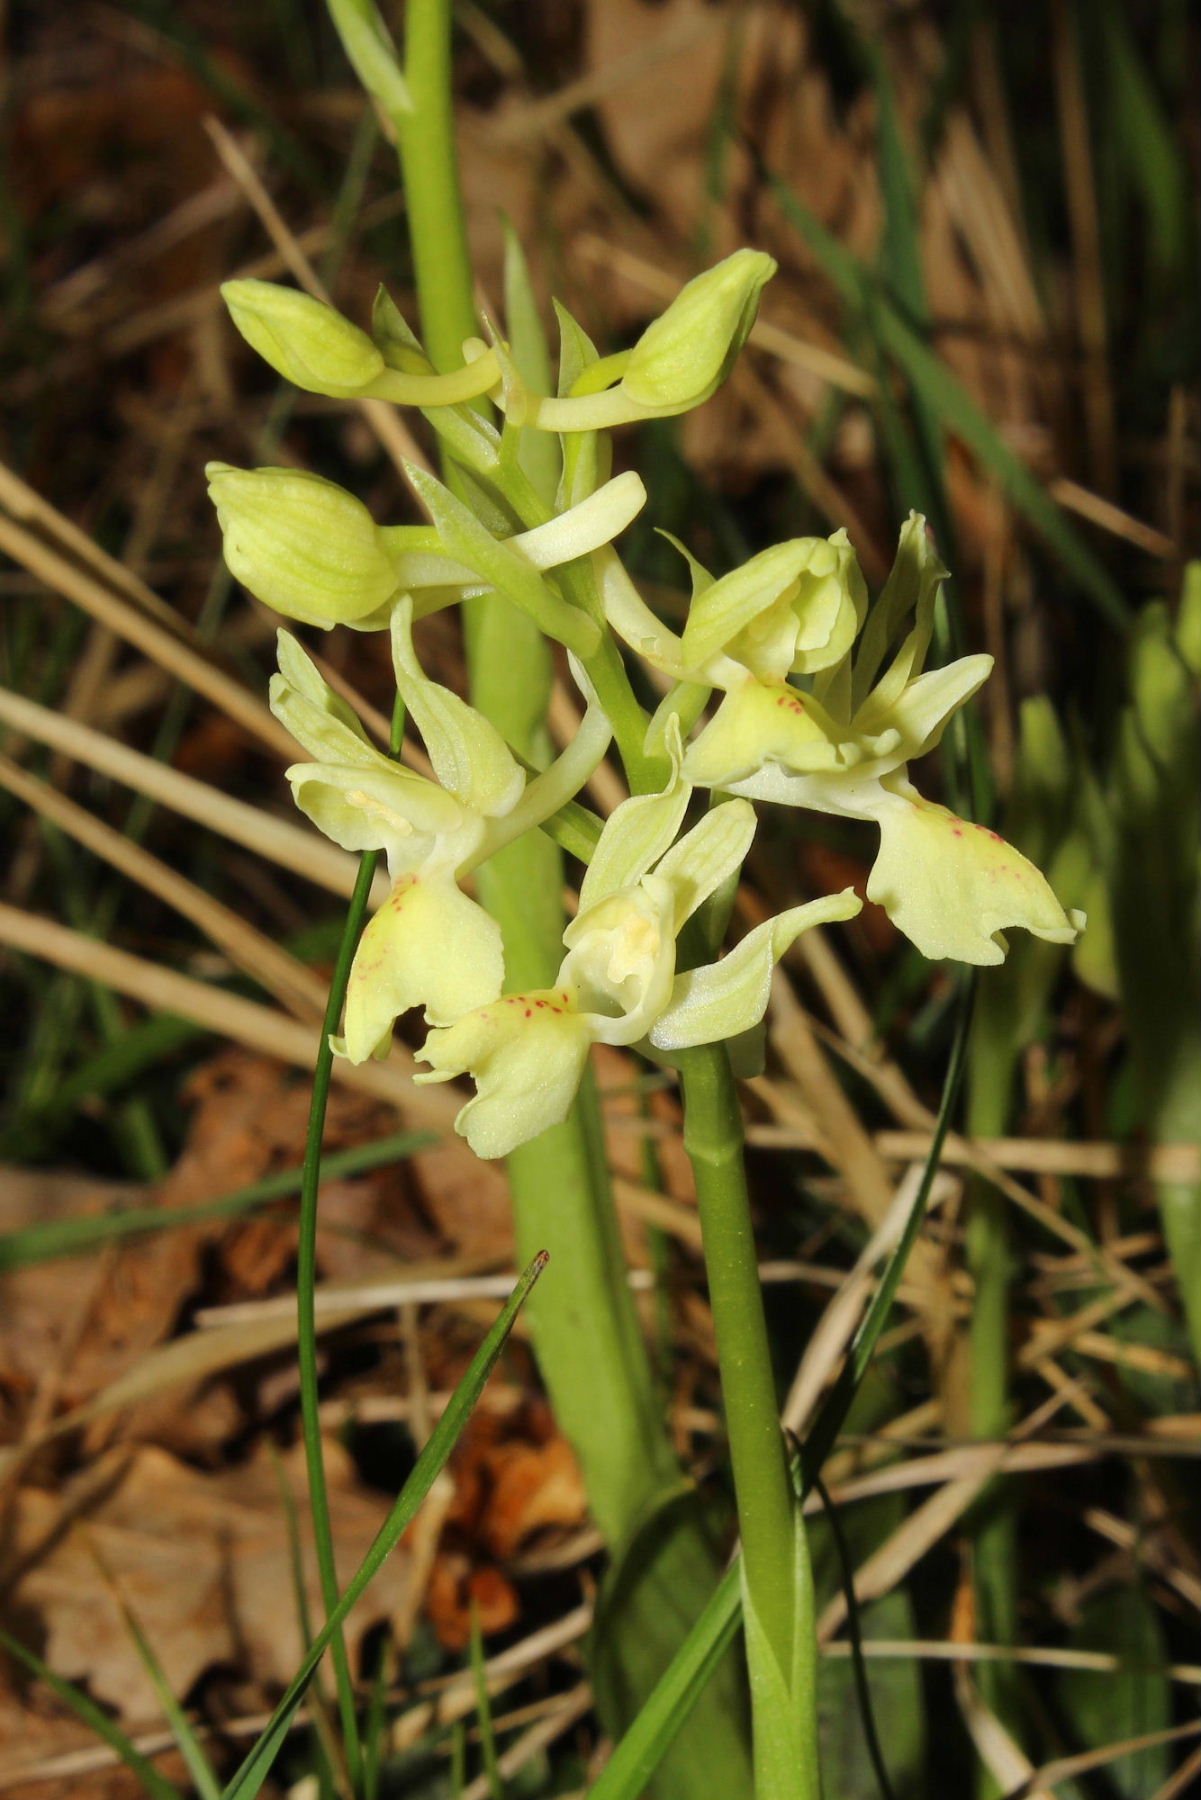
210 35 1080 1791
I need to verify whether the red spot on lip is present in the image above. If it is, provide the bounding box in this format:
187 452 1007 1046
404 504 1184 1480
952 826 964 837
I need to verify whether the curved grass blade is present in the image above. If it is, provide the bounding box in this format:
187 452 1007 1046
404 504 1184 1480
220 1249 549 1800
0 1130 433 1273
811 1472 897 1800
801 972 975 1481
90 1543 223 1800
0 1627 185 1800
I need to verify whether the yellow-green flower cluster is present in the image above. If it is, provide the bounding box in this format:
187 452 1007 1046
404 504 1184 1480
210 249 1080 1160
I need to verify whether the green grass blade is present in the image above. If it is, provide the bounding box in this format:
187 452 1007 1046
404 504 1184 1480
585 1561 742 1800
295 842 385 1788
0 1012 200 1160
0 1130 433 1273
811 1473 896 1800
470 1604 505 1800
270 1443 341 1799
294 686 407 1789
760 162 1130 629
94 1558 223 1800
0 1626 185 1800
802 972 975 1481
219 1249 549 1800
866 37 955 558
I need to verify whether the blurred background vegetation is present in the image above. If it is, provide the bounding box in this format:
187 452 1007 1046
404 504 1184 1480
0 2 1197 1796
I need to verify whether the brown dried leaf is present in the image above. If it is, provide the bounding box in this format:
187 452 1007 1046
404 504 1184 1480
8 1438 410 1722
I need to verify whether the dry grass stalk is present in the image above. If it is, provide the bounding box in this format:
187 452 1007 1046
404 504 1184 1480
0 901 449 1121
0 752 329 1022
0 500 298 762
0 685 368 900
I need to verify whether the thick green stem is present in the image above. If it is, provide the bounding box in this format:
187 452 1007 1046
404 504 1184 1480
394 0 673 1534
679 1046 794 1653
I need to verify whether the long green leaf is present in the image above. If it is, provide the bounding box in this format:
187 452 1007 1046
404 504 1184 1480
96 1558 223 1800
586 1562 742 1800
0 1131 433 1273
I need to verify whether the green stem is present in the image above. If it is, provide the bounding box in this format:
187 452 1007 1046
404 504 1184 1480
394 1 477 373
679 1045 794 1654
678 1041 818 1798
295 698 405 1785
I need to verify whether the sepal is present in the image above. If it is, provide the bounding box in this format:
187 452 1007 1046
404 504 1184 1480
285 760 468 868
271 629 376 762
390 602 525 816
650 889 861 1050
577 720 688 908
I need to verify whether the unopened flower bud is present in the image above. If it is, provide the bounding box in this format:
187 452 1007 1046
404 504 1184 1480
620 248 776 415
207 464 400 627
221 279 385 398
